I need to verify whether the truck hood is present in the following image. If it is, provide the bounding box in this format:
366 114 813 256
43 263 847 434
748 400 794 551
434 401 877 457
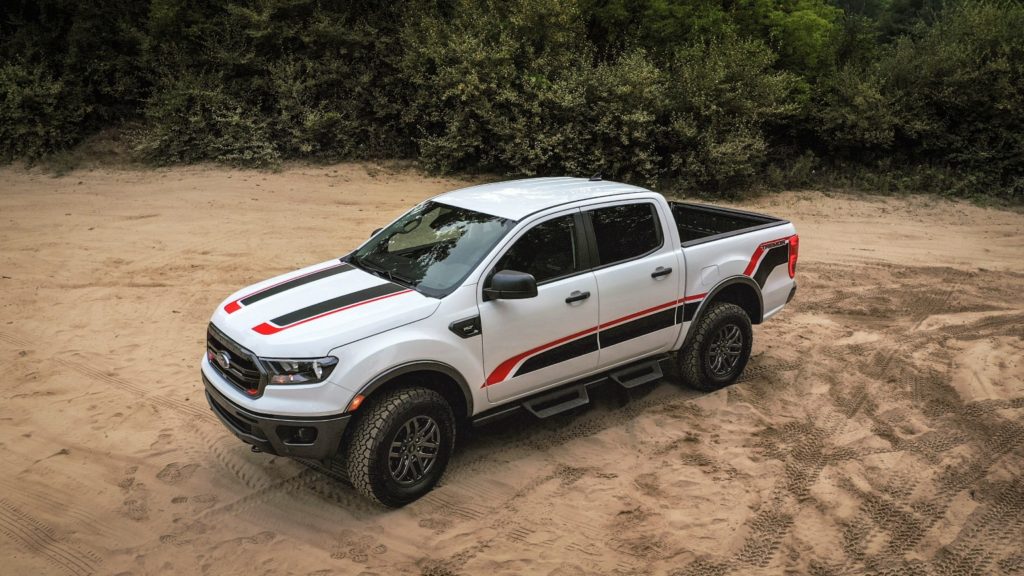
210 259 439 358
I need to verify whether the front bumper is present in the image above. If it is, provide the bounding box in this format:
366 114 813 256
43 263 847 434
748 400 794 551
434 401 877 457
204 373 351 460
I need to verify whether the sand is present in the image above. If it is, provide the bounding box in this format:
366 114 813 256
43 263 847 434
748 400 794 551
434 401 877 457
0 164 1022 575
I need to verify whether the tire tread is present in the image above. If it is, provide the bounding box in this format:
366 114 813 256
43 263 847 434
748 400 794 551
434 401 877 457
679 302 751 391
346 387 452 507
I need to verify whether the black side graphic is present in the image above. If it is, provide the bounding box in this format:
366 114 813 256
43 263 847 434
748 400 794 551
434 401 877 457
680 301 701 322
752 245 789 287
240 263 353 306
270 282 404 327
515 334 599 377
599 309 676 348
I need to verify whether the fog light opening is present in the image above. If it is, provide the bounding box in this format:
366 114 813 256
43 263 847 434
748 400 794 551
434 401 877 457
278 425 318 445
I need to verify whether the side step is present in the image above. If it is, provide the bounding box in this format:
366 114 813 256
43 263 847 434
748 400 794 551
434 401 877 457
471 354 672 426
609 356 665 389
522 384 590 419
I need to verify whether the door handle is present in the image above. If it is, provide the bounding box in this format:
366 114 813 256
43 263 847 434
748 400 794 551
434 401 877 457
651 266 673 278
565 290 591 304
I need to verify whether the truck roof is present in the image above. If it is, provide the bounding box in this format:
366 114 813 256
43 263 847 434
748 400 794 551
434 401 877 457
434 177 649 220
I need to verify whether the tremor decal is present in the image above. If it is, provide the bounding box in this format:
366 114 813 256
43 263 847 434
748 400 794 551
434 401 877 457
744 236 794 288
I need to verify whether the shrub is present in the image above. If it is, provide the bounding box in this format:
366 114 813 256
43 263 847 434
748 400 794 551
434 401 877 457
662 35 800 192
0 62 86 161
135 73 279 167
882 1 1024 199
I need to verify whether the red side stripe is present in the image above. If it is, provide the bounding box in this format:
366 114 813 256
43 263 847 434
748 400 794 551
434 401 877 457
597 299 678 330
224 263 347 314
251 289 413 335
484 292 708 387
484 326 599 387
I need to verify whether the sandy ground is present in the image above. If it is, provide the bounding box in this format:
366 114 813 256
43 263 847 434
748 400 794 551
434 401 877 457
1 164 1022 576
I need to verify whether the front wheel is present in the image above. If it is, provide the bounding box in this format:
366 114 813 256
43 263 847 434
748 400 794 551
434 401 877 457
346 387 455 507
679 302 753 391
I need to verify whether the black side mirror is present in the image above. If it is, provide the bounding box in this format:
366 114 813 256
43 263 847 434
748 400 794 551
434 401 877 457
370 227 382 237
483 270 538 300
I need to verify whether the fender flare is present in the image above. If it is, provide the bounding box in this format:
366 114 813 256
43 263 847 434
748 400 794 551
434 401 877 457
681 275 764 350
355 360 474 416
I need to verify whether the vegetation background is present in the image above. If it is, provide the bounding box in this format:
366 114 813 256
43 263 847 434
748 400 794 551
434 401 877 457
1 0 1021 201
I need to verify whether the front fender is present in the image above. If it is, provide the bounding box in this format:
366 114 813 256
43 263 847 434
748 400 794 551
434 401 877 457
328 330 485 416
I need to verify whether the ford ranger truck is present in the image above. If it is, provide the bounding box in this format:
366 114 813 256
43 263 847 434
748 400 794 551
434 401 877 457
203 177 798 506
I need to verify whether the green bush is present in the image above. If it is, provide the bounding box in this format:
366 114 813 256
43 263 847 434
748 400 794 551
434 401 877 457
0 62 86 161
812 64 897 155
398 0 588 174
663 35 800 192
0 0 147 159
137 0 410 165
884 1 1024 199
0 0 1021 201
135 73 279 167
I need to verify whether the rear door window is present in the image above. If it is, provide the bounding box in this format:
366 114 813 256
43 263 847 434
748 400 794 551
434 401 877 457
588 203 662 266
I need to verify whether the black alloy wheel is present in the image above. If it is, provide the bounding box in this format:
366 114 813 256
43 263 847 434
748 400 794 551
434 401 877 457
388 415 441 485
706 324 743 377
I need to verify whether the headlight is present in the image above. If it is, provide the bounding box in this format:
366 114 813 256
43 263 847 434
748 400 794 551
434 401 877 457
261 356 338 385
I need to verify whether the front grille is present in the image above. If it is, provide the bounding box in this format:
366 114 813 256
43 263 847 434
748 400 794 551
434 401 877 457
207 324 265 396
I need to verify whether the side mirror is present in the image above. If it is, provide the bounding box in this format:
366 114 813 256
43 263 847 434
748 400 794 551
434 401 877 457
483 270 538 300
370 227 382 237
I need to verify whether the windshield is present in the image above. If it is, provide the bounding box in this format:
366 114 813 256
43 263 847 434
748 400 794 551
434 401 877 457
351 201 515 298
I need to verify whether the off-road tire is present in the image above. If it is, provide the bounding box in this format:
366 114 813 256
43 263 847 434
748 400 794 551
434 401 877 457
345 387 455 507
679 302 753 392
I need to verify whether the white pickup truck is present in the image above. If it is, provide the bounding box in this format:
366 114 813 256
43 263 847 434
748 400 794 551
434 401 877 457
202 177 798 506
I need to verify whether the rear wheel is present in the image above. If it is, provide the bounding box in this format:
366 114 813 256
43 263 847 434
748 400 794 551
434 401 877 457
679 302 753 391
346 387 455 507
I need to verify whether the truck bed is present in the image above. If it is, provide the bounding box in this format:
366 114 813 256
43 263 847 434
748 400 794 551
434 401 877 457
670 201 787 246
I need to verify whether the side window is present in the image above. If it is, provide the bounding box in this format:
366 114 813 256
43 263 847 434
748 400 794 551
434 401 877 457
588 203 661 266
492 214 580 284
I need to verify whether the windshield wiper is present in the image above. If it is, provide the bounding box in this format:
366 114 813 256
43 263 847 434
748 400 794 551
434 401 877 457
351 255 392 281
389 270 419 287
351 255 418 288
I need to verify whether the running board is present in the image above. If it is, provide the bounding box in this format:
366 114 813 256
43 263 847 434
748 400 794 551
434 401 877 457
521 384 590 419
470 354 670 427
609 356 665 389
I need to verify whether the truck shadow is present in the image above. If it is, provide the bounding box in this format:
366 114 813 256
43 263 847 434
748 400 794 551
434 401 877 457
461 373 708 455
292 365 721 512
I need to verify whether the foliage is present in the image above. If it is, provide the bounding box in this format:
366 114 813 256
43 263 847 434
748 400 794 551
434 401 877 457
0 0 1021 200
0 62 85 160
0 0 147 160
662 35 800 191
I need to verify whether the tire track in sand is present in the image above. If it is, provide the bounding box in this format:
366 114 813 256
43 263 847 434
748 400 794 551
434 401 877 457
0 330 211 421
0 498 101 576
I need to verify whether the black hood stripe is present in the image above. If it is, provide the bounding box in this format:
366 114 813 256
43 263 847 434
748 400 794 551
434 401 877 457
238 263 353 307
269 282 407 327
